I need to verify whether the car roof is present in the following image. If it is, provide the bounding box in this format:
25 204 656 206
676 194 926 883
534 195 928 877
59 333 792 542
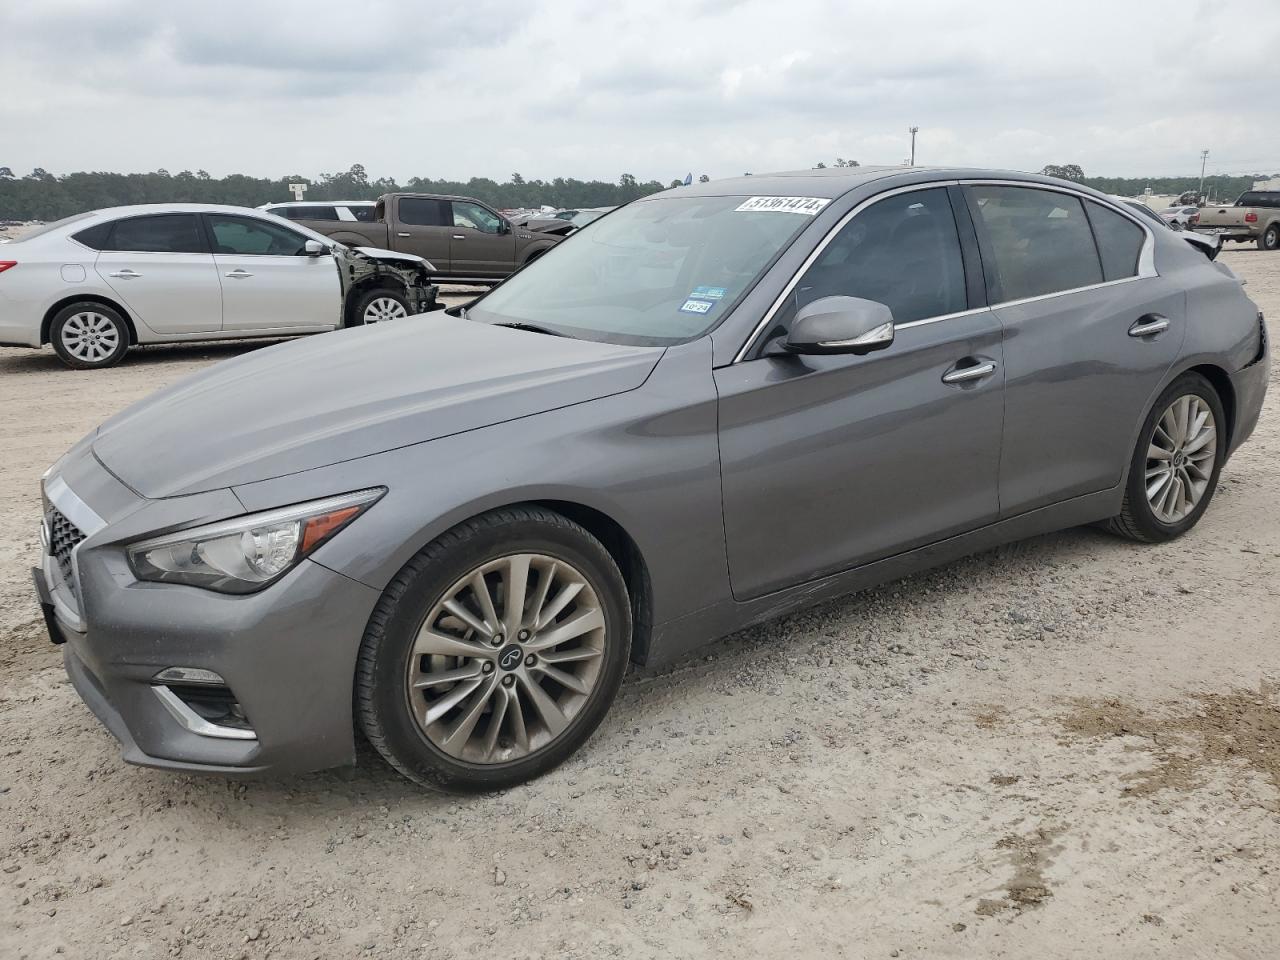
660 166 1101 201
260 200 375 208
71 203 287 221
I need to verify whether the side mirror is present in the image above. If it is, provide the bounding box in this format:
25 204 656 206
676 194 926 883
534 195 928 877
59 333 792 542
497 219 511 235
303 239 327 257
783 296 895 355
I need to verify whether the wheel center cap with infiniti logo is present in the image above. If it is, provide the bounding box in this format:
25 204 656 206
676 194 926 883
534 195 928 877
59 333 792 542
498 645 524 671
1173 451 1186 467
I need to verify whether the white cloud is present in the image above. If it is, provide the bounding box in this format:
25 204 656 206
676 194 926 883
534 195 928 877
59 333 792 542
1 0 1278 182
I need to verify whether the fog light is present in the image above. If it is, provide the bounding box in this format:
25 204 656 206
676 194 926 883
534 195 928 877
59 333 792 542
153 666 226 686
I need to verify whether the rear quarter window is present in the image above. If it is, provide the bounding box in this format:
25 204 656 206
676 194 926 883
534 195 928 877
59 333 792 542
72 221 113 250
1085 200 1145 281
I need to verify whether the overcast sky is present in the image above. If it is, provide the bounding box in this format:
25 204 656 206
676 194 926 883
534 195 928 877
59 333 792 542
3 0 1278 183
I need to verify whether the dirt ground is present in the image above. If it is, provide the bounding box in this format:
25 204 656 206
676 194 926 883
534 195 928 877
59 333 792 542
1 252 1278 959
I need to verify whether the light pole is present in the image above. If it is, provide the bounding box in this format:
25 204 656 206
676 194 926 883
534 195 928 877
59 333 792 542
1198 149 1209 203
909 126 919 166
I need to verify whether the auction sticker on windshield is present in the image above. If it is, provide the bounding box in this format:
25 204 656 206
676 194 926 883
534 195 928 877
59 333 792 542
735 196 831 215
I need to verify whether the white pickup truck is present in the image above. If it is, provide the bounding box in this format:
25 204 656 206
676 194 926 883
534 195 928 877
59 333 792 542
1194 191 1280 251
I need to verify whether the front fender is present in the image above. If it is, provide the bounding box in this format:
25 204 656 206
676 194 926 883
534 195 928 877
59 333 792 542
230 339 729 632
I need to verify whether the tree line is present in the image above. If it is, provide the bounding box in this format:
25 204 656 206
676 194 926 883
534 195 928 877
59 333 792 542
3 161 1275 222
0 164 702 222
1041 164 1272 204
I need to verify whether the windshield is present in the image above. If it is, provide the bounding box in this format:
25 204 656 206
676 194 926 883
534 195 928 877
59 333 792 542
470 195 820 345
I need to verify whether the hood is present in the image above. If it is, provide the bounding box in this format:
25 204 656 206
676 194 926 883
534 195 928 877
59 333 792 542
93 314 661 498
351 245 436 272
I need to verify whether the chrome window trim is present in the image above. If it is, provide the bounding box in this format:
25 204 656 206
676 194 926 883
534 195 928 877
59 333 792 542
959 178 1158 285
733 178 1158 363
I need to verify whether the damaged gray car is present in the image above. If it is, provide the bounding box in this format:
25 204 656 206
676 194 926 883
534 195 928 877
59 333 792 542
0 204 438 369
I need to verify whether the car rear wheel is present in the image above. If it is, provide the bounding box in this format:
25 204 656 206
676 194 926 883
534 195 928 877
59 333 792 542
355 506 631 792
1104 372 1225 543
351 286 409 325
1259 224 1280 252
50 303 129 369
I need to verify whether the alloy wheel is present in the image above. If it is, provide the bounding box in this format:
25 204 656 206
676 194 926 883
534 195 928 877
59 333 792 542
60 311 120 363
1145 394 1216 524
364 297 408 323
405 553 607 764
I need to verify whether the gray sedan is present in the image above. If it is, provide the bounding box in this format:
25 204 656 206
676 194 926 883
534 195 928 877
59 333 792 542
35 167 1269 791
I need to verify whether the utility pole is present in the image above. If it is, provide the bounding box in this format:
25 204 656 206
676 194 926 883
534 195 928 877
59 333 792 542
909 126 919 166
1198 149 1209 202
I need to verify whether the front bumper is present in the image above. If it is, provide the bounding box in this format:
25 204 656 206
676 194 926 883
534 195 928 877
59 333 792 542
37 459 384 777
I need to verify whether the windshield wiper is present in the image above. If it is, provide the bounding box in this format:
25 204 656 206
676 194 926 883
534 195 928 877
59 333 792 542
490 321 567 338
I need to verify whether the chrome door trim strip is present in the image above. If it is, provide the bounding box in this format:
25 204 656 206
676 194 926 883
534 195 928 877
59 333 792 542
732 177 1159 363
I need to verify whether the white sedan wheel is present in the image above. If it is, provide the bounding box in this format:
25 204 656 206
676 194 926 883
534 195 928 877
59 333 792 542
364 297 408 324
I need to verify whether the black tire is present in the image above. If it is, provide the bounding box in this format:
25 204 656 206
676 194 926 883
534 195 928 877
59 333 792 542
1104 372 1226 543
1258 224 1280 252
348 286 409 326
355 506 632 792
49 302 130 369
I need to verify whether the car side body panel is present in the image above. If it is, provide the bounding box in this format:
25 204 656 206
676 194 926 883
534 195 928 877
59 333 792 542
232 338 730 658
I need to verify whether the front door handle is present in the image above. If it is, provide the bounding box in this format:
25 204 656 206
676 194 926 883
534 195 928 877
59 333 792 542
942 360 998 385
452 235 466 240
224 269 254 279
1128 314 1169 338
396 232 411 238
107 269 141 279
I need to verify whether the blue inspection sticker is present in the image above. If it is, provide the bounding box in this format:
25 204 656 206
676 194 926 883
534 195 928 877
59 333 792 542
679 298 715 315
690 285 727 301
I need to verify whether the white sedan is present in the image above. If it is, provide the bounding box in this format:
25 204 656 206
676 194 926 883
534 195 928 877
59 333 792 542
0 203 437 369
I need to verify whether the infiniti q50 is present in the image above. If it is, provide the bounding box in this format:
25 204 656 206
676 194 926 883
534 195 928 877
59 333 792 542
34 167 1268 791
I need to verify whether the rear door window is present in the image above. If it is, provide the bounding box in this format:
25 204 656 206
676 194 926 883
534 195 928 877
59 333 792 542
1084 200 1145 281
397 198 448 226
105 214 206 254
966 186 1102 302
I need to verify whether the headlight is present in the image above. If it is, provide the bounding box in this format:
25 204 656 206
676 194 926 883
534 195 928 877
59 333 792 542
127 488 384 594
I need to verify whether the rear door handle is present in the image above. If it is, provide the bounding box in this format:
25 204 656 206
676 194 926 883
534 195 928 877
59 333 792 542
452 235 466 240
1128 314 1169 338
107 269 141 279
396 232 411 238
224 269 254 279
942 360 998 385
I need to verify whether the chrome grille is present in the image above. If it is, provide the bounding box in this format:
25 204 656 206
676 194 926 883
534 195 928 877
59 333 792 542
47 508 86 593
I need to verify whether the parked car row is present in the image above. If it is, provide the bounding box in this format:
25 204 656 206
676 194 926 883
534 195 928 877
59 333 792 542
34 167 1269 792
0 205 439 368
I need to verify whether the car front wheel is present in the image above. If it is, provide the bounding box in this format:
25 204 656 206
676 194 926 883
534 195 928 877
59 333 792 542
356 507 632 792
1105 372 1225 543
351 286 409 325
